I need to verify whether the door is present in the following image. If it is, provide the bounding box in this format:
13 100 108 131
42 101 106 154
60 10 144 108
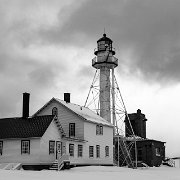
56 141 62 159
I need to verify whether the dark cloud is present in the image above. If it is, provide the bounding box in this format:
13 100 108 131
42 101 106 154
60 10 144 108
0 50 66 117
40 0 180 84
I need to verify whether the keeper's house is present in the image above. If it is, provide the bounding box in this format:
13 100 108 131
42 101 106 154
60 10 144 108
0 93 113 170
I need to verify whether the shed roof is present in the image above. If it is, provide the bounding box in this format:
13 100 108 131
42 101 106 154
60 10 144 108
114 135 166 143
0 115 55 139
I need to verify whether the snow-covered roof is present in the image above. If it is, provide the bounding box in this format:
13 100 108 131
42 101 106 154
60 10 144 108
55 98 113 127
114 135 165 143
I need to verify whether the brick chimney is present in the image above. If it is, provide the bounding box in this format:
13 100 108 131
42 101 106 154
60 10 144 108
64 93 70 103
22 92 30 118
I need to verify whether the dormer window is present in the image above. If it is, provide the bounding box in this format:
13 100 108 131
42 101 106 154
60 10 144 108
52 107 58 117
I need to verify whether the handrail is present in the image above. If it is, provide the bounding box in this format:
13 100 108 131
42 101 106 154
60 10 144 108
58 153 70 171
92 56 118 65
94 47 116 52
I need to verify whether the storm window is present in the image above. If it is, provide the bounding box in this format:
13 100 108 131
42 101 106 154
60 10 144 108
21 140 30 154
96 145 100 158
89 146 94 158
49 140 55 154
69 123 75 137
69 144 74 157
105 146 109 157
78 145 83 157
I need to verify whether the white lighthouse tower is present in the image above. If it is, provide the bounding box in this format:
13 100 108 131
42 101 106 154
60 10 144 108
85 34 136 168
92 33 118 124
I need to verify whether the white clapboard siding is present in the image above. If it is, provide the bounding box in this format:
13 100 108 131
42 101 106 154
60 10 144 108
36 100 84 140
65 141 85 165
0 120 62 165
35 99 114 165
82 121 114 165
65 122 113 165
40 120 62 163
0 138 40 164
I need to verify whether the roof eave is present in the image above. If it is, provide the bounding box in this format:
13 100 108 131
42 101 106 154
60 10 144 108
0 137 41 140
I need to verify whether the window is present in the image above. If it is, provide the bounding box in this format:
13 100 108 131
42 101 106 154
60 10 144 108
21 140 30 154
69 123 75 137
78 145 83 157
155 148 161 156
69 144 74 157
100 126 103 135
96 145 100 158
52 107 58 116
89 146 94 158
96 125 99 135
105 146 109 157
0 141 3 155
98 41 106 51
49 140 55 154
96 125 103 135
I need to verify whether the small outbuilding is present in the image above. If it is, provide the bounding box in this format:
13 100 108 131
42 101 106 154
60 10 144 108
115 109 165 167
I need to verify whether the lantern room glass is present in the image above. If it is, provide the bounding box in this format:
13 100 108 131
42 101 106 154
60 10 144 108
97 40 112 51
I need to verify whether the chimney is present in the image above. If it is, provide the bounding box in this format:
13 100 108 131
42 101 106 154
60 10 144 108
64 93 70 103
22 92 30 118
137 109 141 114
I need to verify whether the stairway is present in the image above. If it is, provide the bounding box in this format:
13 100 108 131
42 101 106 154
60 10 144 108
58 154 70 171
49 160 58 170
54 117 66 137
49 154 70 171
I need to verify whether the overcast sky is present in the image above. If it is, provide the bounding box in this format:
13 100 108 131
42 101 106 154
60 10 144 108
1 0 180 157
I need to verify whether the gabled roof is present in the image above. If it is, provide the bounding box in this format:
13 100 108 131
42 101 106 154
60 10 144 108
0 115 55 139
34 98 113 127
56 99 113 126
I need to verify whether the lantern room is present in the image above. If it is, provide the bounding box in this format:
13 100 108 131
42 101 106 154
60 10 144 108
94 33 115 55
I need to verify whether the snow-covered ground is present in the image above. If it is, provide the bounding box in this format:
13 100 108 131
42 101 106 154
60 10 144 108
0 166 180 180
174 159 180 168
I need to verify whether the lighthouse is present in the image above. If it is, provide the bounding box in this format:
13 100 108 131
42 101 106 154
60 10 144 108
92 33 118 123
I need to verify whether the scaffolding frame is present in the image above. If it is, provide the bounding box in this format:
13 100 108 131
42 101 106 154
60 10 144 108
84 68 138 168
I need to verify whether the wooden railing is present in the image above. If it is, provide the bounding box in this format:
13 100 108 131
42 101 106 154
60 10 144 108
163 157 175 167
58 154 70 171
2 163 21 170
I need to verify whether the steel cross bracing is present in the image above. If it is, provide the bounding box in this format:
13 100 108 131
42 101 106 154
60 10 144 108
84 69 137 168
